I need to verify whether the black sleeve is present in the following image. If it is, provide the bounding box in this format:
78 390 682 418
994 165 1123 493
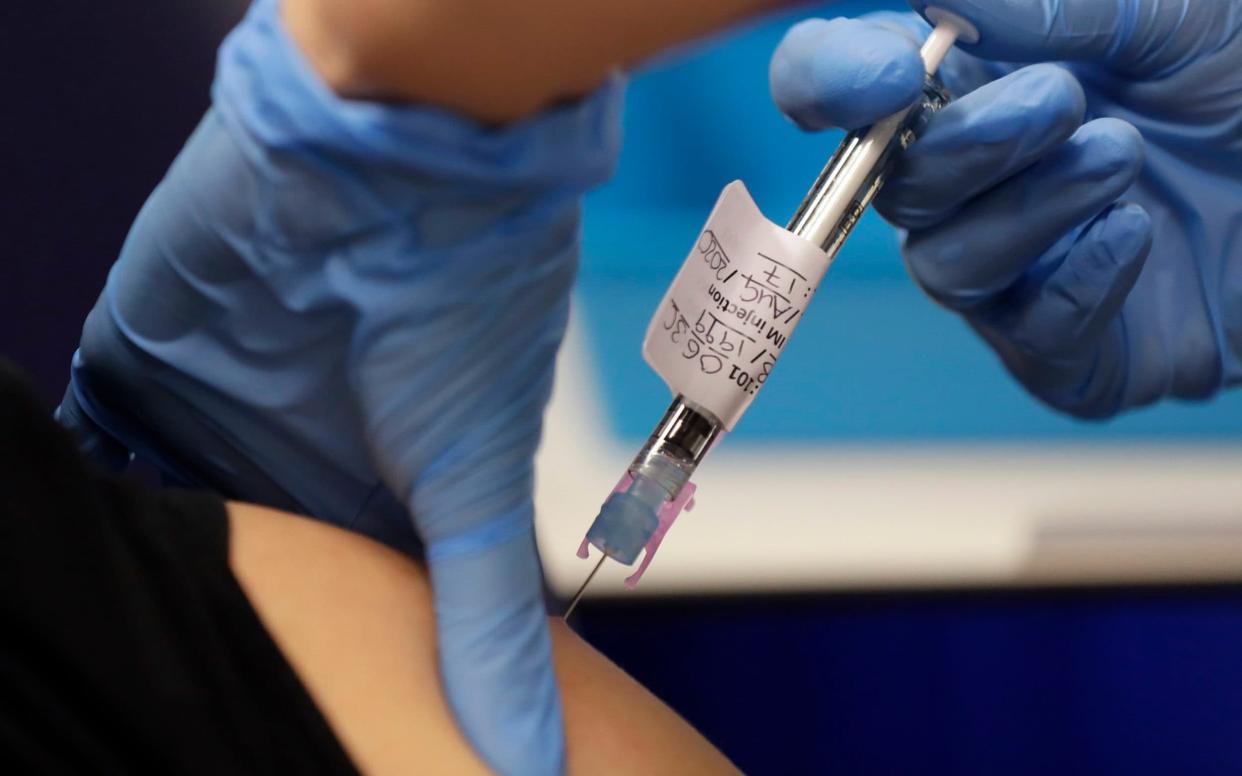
0 358 359 775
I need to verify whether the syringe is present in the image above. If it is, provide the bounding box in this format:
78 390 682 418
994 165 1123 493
566 9 979 616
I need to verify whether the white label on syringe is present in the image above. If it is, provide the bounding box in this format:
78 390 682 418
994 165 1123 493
643 181 833 430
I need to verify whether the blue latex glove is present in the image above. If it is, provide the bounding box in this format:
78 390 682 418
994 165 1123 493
770 1 1242 418
58 0 622 772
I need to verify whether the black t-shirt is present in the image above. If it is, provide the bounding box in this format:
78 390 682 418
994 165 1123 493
0 358 360 775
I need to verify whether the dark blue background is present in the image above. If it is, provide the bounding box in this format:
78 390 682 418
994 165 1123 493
578 590 1242 775
4 3 1241 774
0 0 248 402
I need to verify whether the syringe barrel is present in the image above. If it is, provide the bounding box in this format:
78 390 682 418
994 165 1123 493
788 76 950 255
585 77 951 566
585 396 721 564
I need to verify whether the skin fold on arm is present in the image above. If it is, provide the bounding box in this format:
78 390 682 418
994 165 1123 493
228 502 740 775
283 0 805 122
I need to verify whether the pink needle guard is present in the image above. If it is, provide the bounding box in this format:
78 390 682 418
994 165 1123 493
577 472 698 589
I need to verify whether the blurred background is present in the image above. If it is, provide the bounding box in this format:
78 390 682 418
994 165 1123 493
6 1 1242 773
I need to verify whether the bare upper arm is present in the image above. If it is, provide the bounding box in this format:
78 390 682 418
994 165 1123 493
226 501 739 775
282 0 792 123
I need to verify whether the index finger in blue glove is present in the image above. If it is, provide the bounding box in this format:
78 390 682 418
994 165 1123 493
770 17 928 132
911 0 1236 77
770 10 1022 135
429 518 562 776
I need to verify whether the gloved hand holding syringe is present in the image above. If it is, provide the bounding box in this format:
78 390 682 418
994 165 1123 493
566 8 980 614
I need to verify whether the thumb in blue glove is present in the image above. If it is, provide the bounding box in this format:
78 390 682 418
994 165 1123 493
771 2 1242 418
337 157 586 771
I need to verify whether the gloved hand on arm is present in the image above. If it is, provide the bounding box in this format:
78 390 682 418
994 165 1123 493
57 0 619 772
770 0 1242 419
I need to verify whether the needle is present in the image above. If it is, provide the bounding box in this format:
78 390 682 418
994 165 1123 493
563 555 606 620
